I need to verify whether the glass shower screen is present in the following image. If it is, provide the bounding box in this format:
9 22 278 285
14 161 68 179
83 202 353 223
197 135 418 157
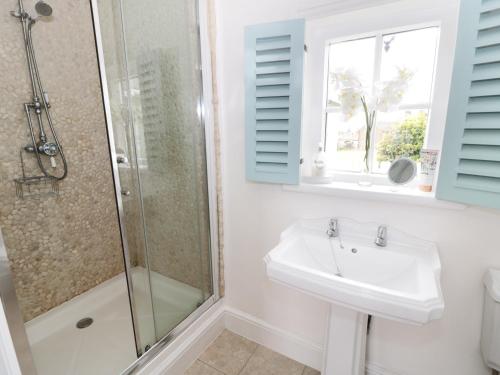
95 0 214 355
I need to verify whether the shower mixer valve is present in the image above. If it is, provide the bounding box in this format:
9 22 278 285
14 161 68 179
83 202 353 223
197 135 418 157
40 142 58 156
24 141 59 157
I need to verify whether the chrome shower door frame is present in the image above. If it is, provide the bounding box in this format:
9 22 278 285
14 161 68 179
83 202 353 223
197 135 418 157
89 0 221 373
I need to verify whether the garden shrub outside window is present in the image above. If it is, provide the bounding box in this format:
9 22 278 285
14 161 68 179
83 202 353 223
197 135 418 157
324 26 440 175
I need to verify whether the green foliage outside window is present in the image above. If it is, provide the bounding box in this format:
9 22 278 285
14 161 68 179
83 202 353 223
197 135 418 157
377 112 427 163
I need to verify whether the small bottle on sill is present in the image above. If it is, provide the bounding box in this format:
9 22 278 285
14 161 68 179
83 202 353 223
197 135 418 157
305 143 332 184
312 143 326 178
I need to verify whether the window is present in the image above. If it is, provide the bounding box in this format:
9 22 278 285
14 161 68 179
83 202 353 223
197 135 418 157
324 26 440 174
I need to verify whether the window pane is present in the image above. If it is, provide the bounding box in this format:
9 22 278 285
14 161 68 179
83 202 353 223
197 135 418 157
372 27 439 173
325 37 376 172
380 27 439 105
325 112 366 172
327 37 376 106
373 110 429 174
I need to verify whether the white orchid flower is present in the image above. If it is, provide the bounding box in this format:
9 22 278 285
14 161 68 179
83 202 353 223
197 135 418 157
332 67 413 119
331 69 366 120
376 67 414 112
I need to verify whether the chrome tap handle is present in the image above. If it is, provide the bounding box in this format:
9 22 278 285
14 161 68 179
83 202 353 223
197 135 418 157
375 225 387 247
327 218 339 238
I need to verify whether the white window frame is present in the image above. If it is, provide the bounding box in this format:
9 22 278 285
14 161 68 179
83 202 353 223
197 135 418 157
300 0 460 188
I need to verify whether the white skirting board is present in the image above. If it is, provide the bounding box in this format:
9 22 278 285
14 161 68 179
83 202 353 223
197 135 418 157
139 302 401 375
224 306 323 370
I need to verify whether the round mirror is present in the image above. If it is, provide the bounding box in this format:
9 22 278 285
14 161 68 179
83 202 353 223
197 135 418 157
388 157 417 185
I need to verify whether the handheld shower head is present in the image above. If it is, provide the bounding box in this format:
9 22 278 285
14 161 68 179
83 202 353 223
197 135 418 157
35 1 52 17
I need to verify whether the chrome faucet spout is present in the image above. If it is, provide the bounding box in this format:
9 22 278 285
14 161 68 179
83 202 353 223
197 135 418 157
375 225 387 247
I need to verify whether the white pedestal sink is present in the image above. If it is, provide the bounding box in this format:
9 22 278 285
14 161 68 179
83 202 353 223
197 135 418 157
264 218 444 375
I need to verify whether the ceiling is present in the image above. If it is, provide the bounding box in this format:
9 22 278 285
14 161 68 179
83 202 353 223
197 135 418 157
297 0 404 18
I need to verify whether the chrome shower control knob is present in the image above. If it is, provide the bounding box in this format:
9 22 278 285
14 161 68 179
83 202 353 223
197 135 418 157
327 218 339 238
39 142 58 156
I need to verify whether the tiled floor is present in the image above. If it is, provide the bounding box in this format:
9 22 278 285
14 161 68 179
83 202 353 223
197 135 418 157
185 330 320 375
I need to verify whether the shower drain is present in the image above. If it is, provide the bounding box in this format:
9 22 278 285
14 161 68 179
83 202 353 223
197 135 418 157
76 317 94 329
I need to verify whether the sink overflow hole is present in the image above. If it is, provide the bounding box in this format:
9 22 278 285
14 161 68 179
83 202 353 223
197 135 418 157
76 317 94 329
351 248 358 254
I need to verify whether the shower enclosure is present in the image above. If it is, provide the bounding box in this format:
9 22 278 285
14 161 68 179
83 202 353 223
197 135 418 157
0 0 218 373
92 0 219 364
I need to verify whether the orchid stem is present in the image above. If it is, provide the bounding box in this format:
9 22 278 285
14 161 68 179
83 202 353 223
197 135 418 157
361 97 375 172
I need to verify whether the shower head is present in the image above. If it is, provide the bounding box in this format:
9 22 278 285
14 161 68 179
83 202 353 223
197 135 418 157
35 1 52 17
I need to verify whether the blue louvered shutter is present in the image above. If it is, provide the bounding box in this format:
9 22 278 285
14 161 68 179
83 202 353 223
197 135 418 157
245 19 305 185
436 0 500 209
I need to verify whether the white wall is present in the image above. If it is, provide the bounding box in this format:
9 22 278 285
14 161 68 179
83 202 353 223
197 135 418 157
216 0 500 374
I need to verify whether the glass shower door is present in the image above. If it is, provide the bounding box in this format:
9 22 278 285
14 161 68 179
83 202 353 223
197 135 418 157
95 0 214 355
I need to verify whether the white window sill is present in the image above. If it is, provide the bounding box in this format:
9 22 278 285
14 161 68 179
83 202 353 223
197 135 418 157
283 181 467 210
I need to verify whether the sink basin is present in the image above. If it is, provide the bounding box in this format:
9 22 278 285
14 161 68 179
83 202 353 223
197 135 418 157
264 217 444 325
264 218 445 374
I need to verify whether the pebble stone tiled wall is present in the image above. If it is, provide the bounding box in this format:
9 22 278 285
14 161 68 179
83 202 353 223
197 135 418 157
0 0 124 321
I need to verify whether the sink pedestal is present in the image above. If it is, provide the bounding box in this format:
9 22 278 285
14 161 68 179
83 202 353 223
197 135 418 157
322 304 368 375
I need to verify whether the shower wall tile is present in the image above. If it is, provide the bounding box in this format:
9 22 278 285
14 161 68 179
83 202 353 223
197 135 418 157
0 0 123 321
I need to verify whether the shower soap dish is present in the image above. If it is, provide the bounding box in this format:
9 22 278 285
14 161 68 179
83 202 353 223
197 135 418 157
15 175 59 199
14 149 60 199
